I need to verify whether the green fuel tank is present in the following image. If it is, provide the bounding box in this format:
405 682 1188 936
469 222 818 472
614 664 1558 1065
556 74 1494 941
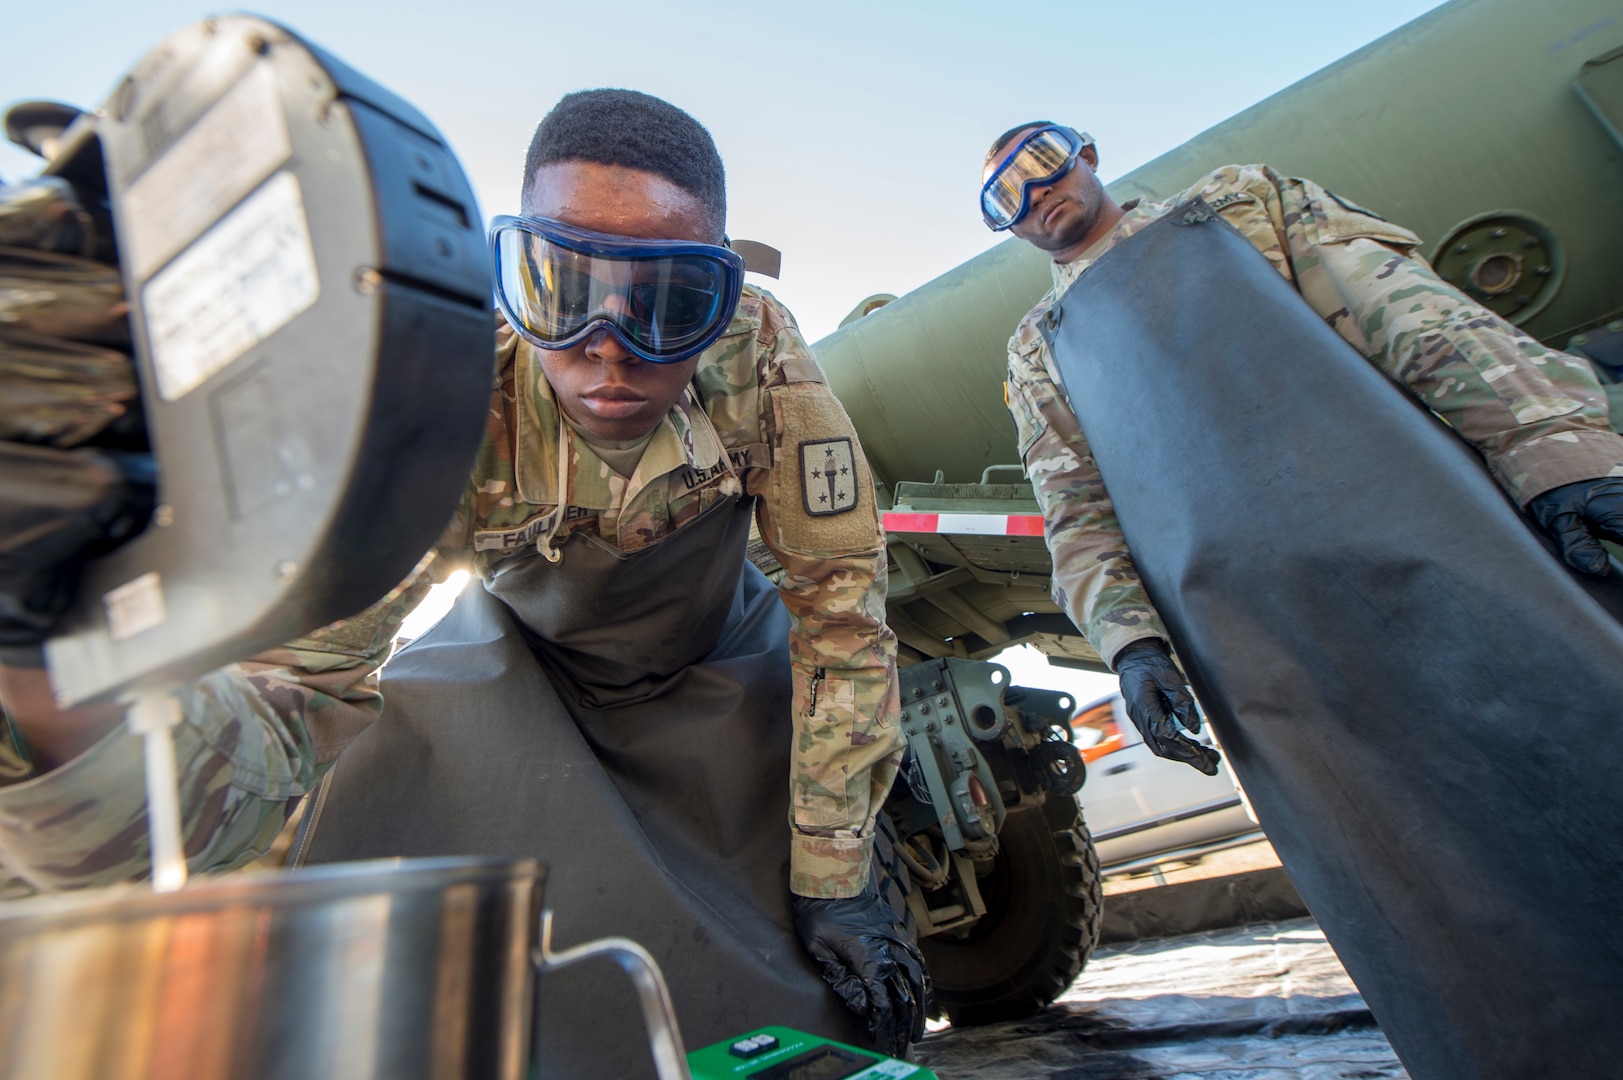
815 0 1623 497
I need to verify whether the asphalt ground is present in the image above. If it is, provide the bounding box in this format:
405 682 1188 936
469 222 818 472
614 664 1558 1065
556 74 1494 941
915 916 1408 1080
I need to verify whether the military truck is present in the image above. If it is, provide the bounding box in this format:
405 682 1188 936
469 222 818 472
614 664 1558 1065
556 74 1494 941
820 0 1623 1026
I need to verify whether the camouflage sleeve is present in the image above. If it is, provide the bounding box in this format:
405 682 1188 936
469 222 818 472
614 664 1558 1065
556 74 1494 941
1007 313 1169 669
750 296 903 899
1281 177 1623 503
0 554 442 895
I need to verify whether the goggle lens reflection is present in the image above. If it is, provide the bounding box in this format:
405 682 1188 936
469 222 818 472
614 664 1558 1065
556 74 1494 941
981 126 1090 230
491 216 744 363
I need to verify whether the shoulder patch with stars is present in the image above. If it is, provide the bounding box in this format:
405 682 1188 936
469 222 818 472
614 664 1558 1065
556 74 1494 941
800 438 858 515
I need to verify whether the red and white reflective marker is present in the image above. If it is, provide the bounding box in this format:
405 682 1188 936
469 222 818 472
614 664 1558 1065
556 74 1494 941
882 512 1045 536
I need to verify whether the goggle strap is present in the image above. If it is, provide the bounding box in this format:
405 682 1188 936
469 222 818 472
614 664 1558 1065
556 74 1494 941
729 238 781 279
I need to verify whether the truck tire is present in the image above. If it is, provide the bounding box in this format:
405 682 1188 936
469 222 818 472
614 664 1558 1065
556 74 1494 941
920 797 1103 1026
871 806 919 938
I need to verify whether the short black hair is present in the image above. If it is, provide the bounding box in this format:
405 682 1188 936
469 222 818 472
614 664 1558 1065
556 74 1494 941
985 120 1056 168
522 89 727 238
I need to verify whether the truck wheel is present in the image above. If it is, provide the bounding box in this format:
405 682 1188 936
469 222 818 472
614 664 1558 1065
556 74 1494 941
921 797 1103 1026
871 806 919 938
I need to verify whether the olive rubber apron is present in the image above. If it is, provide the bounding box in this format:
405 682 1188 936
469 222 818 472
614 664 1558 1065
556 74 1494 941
1043 201 1623 1080
301 492 862 1078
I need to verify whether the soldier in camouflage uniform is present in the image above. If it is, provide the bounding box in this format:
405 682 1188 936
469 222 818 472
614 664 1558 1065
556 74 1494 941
0 91 926 1058
984 123 1623 769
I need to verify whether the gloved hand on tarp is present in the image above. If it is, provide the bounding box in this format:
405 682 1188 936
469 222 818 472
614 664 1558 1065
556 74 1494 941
1114 638 1222 775
791 880 930 1058
0 144 151 650
1526 477 1623 578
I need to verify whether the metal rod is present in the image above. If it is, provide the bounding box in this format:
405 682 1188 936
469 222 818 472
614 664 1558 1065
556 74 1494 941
534 909 691 1080
124 690 187 892
1091 796 1247 844
884 606 953 659
979 463 1028 484
1100 829 1267 877
921 587 1011 645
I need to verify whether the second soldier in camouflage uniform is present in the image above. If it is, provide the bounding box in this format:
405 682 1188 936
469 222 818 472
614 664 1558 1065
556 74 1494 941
984 124 1623 767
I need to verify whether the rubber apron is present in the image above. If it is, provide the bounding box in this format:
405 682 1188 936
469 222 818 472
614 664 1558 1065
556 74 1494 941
1043 201 1623 1080
301 490 863 1078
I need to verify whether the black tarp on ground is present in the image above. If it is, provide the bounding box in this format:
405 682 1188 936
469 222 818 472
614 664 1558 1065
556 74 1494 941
1043 202 1623 1080
917 917 1405 1079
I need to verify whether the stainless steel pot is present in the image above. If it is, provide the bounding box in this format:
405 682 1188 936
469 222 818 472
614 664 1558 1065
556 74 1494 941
0 856 689 1080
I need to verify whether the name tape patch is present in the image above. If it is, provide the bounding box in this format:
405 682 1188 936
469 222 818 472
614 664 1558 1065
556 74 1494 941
1205 191 1254 212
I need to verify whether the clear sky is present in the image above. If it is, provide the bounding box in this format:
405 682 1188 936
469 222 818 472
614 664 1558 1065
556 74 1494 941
3 0 1446 343
2 0 1449 703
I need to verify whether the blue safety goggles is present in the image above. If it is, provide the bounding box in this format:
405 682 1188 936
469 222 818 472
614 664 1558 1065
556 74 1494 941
491 215 745 364
980 125 1093 231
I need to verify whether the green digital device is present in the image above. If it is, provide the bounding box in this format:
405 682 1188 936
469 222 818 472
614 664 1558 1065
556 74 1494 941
686 1027 936 1080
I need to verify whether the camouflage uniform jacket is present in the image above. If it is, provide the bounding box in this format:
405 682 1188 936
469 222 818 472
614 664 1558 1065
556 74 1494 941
0 286 902 900
1007 164 1623 669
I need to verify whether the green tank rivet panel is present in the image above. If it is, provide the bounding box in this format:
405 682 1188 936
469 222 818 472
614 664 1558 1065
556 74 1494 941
1430 211 1564 324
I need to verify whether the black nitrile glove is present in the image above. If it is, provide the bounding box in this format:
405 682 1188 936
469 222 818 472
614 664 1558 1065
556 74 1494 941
1114 638 1221 776
0 163 148 647
1527 477 1623 578
0 443 155 645
792 883 930 1058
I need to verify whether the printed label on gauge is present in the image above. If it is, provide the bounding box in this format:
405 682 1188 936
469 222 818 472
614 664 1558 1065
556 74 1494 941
121 61 293 281
103 572 166 641
143 169 319 401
